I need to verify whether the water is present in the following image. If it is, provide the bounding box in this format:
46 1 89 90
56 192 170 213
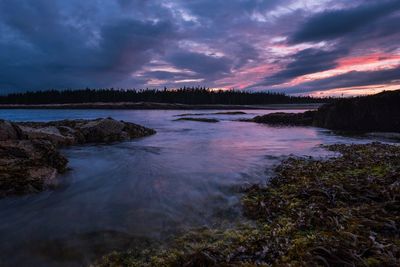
0 109 394 267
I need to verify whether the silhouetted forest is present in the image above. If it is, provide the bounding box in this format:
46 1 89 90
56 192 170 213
0 87 333 105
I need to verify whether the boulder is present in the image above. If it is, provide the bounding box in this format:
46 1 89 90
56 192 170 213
14 118 156 145
253 111 315 126
0 139 68 197
19 125 76 146
0 119 20 140
78 118 126 143
0 117 155 197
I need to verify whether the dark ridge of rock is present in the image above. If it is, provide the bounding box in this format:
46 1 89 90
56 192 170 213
313 90 400 132
175 111 247 117
0 140 68 197
252 111 315 126
0 119 23 140
213 111 247 115
174 117 219 123
252 90 400 132
17 118 156 146
0 118 156 197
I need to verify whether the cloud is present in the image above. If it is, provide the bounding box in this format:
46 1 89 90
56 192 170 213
0 0 178 91
256 48 349 86
167 51 232 79
290 0 400 43
0 0 399 95
280 66 400 94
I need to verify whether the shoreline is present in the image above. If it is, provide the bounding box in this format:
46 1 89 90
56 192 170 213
0 102 323 110
95 142 400 266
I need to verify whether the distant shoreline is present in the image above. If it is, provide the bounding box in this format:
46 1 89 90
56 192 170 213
0 102 323 110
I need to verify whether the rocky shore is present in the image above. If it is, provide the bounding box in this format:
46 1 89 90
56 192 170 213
0 118 155 197
252 90 400 133
94 143 400 266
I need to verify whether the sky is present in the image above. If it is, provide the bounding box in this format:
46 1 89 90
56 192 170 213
0 0 399 96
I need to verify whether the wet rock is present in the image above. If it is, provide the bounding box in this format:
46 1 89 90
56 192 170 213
0 139 68 197
16 118 156 145
0 118 155 197
0 119 21 140
252 111 315 126
19 125 76 146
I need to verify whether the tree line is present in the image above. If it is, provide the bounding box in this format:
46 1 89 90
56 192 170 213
0 87 333 105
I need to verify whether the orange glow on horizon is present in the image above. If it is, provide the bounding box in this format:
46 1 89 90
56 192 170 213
284 52 400 87
308 83 400 97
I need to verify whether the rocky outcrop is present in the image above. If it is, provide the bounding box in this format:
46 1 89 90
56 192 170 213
0 140 68 197
0 118 156 197
252 90 400 132
252 111 315 126
17 118 156 146
313 90 400 132
0 120 22 140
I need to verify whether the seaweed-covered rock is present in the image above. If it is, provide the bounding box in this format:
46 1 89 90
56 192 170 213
252 111 315 126
0 139 68 197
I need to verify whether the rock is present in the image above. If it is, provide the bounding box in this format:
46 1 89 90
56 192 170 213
252 90 400 132
121 121 157 138
0 139 68 197
0 117 155 197
252 111 315 126
78 118 127 143
174 117 219 123
15 118 156 145
313 90 400 132
0 119 20 140
19 125 76 146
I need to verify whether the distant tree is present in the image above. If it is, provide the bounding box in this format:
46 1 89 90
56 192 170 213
0 87 334 105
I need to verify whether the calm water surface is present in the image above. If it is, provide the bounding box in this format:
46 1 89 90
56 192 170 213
0 109 393 267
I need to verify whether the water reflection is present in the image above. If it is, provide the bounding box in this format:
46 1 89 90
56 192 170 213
0 109 392 266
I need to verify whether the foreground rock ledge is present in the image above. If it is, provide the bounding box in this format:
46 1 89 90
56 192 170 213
0 118 155 197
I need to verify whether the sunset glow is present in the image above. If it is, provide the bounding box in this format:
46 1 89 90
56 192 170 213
0 0 399 96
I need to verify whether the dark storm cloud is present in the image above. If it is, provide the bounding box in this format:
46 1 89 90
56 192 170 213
0 0 178 92
168 51 233 79
290 0 400 43
0 0 399 95
257 48 349 86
